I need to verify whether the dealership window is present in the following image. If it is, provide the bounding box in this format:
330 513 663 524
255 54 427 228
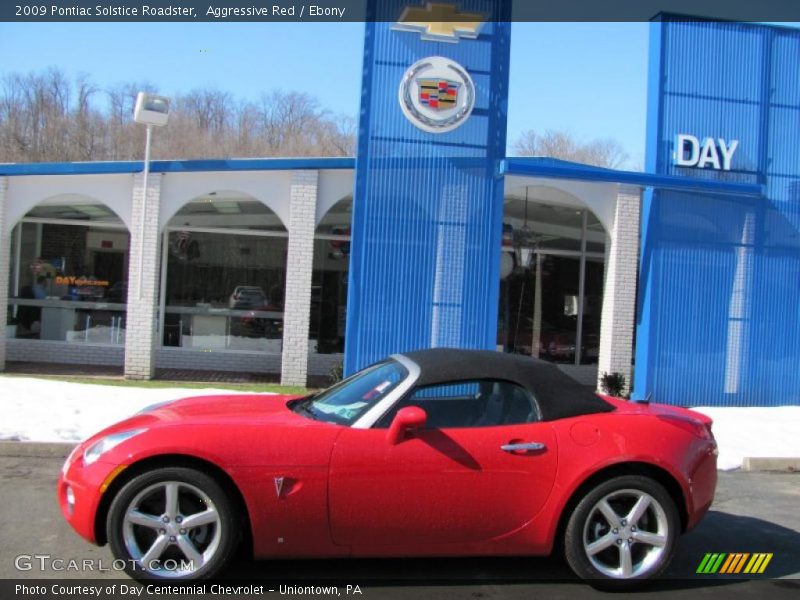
498 196 606 365
160 192 288 352
6 202 130 345
310 196 351 354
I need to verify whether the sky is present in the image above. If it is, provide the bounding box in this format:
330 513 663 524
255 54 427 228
0 21 677 168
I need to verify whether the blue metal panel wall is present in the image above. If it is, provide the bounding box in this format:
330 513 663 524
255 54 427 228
344 1 511 375
635 17 800 406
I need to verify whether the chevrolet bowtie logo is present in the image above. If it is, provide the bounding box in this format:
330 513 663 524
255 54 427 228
393 3 484 43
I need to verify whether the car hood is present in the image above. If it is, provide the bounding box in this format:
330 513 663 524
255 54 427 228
76 393 342 468
86 393 311 442
145 393 302 423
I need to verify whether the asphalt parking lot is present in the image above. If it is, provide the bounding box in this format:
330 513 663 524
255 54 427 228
0 448 797 600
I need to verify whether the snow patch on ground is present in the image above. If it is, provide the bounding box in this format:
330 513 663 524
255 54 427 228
1 376 798 470
0 376 271 443
692 406 800 470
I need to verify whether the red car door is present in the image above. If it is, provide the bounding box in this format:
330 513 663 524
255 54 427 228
328 421 558 547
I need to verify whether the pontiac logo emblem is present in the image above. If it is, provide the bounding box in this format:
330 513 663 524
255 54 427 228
393 2 484 43
399 56 475 133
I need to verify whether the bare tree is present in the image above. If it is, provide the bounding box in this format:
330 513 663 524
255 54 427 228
0 68 357 163
512 128 629 169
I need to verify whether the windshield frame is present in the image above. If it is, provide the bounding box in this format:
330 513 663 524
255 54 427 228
352 354 421 428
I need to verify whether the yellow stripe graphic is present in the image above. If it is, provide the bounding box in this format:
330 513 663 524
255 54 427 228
744 553 773 574
758 554 773 573
743 554 759 573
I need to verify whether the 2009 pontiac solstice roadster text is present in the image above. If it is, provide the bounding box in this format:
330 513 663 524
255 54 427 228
18 5 198 17
14 4 347 19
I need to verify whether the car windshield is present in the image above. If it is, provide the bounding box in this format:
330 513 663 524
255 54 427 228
292 360 408 426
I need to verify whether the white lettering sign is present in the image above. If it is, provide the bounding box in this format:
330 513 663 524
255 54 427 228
673 134 739 171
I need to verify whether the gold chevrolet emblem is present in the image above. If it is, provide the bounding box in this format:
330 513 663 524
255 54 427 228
393 3 484 43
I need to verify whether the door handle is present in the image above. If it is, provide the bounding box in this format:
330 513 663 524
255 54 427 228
501 442 546 453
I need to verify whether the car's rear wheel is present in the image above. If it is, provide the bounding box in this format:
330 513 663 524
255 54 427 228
564 475 679 588
107 467 239 580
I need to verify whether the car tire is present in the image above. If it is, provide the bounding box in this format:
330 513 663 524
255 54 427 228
106 467 240 580
564 474 679 589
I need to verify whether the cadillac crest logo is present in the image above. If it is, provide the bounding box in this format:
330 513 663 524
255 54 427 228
418 78 460 109
398 56 475 133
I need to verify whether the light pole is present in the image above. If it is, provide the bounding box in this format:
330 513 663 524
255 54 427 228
133 92 170 299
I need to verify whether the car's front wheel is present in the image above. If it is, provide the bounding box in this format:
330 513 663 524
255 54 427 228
564 475 679 588
106 467 239 580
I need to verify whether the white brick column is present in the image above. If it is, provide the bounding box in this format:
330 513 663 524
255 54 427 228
0 177 9 371
597 189 641 395
124 172 162 380
280 171 318 387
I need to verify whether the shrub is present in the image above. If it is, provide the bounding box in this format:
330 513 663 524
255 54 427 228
329 361 344 386
600 372 627 398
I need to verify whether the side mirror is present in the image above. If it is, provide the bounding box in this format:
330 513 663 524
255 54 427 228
386 406 427 445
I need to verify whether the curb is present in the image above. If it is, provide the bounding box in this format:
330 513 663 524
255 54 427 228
742 457 800 472
0 441 76 458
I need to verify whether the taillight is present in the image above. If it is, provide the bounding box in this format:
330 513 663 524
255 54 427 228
657 414 713 440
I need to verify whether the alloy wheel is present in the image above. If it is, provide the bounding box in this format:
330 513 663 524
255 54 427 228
121 480 222 578
582 488 669 579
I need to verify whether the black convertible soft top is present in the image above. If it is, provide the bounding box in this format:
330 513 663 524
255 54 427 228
399 348 615 421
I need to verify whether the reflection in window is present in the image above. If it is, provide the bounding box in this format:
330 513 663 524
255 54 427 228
161 194 288 353
162 231 287 352
311 196 351 354
7 212 130 345
310 237 349 354
498 197 605 365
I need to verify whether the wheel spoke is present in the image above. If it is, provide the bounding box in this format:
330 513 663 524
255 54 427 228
164 482 180 519
627 494 651 527
597 499 621 528
140 534 169 567
619 542 633 577
181 508 218 529
586 533 617 556
632 530 666 547
126 510 163 530
177 534 204 568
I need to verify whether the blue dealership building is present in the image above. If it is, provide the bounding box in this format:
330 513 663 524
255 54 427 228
1 9 798 407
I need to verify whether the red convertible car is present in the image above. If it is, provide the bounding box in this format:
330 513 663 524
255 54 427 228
58 349 717 587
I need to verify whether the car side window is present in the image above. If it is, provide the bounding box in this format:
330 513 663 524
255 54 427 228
376 379 541 429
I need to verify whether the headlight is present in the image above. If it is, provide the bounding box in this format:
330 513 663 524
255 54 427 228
83 429 147 465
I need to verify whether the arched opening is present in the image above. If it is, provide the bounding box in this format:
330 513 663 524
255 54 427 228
7 195 130 345
498 186 607 365
310 195 351 355
159 191 288 353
